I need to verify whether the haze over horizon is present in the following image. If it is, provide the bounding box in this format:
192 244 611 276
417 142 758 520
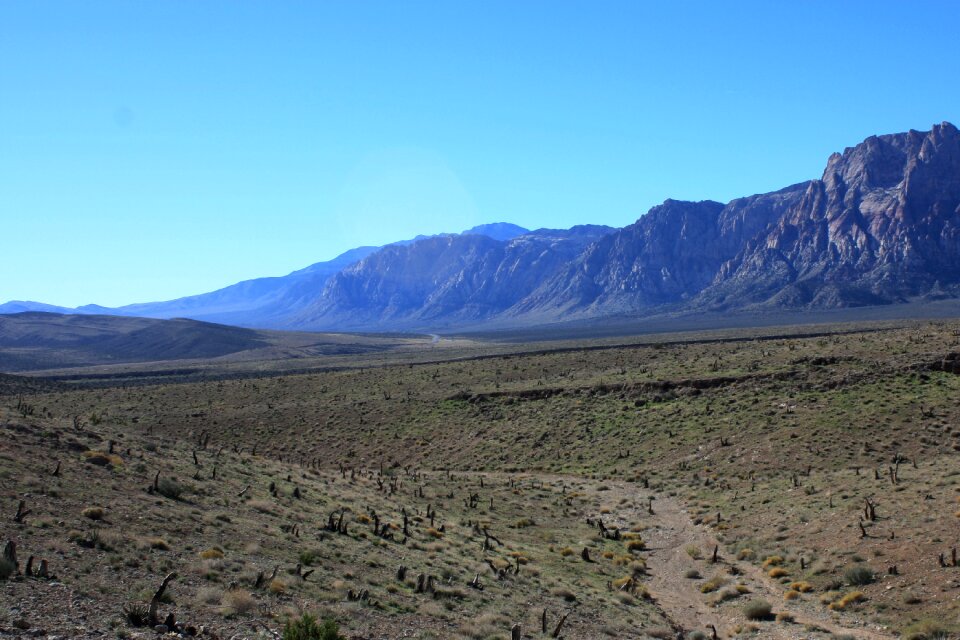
3 1 960 307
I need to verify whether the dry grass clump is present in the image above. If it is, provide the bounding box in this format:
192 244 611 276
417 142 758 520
460 612 512 639
827 590 865 611
559 547 575 557
82 450 123 466
783 589 800 600
200 547 224 560
81 506 105 520
737 548 756 560
710 586 745 605
768 567 789 578
221 589 257 616
425 527 444 538
625 539 645 552
247 500 277 515
138 537 170 550
762 555 784 568
550 587 577 602
196 586 223 605
789 581 813 592
699 574 727 593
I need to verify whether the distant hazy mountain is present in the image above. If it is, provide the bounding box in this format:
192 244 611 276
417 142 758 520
7 122 960 333
291 225 614 329
0 312 269 371
1 223 530 328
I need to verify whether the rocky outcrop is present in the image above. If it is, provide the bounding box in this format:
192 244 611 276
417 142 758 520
292 225 614 328
705 122 960 308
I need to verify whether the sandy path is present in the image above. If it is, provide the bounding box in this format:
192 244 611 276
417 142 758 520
630 492 893 639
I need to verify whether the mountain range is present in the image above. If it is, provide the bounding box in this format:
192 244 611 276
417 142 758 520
5 123 960 332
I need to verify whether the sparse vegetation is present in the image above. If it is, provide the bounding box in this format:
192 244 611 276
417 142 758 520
844 565 875 586
282 614 344 640
5 321 960 637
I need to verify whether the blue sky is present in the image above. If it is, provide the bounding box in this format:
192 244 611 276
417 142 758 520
2 1 959 307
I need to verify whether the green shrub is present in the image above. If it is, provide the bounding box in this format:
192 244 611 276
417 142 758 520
282 614 344 640
157 478 185 500
844 565 875 586
902 619 953 640
742 599 772 620
0 558 15 580
298 549 322 566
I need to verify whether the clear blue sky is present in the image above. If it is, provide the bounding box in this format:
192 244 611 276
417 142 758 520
3 1 959 307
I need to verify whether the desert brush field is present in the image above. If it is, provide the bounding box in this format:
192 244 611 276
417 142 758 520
3 321 960 639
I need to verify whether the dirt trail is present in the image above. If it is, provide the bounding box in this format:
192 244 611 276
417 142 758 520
629 492 893 639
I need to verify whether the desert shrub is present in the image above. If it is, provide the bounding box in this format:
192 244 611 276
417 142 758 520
685 545 702 559
82 506 105 520
612 554 633 566
425 528 443 538
828 591 865 611
282 613 344 640
269 578 286 594
71 529 116 550
157 478 184 500
222 589 256 615
784 589 800 600
768 567 789 578
711 587 743 604
845 565 875 586
902 619 953 640
139 537 170 551
122 601 150 626
200 548 224 560
299 549 323 566
737 548 756 560
762 555 783 568
684 568 701 579
626 539 645 552
83 450 123 466
699 575 727 593
551 587 577 602
789 581 813 593
742 599 772 620
514 518 535 528
0 558 14 580
196 586 223 605
559 547 575 557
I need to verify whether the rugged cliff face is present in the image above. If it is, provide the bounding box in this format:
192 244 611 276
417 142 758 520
291 225 614 329
706 122 960 308
295 122 960 329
